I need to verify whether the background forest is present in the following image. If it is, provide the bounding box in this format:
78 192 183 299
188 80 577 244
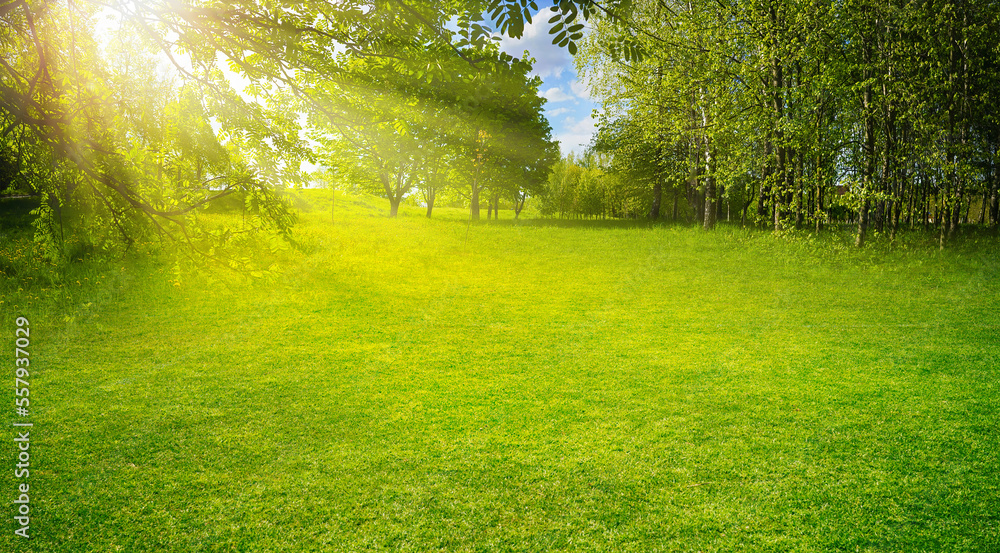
575 0 1000 249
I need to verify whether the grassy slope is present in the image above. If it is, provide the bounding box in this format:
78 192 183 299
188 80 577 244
3 193 999 551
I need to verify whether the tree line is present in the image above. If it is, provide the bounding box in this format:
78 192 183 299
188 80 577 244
3 0 997 263
312 43 556 220
571 0 999 246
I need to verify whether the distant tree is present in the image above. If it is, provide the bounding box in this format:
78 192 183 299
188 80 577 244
418 141 456 218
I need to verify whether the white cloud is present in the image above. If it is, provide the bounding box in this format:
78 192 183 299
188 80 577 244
570 80 594 102
542 87 574 102
566 115 597 133
547 107 571 117
555 115 597 156
498 12 573 79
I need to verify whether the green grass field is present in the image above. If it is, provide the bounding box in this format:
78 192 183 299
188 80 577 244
3 193 999 551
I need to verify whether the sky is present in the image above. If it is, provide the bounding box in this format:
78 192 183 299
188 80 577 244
496 13 598 157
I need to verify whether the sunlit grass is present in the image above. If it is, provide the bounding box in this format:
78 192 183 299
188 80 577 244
3 192 999 551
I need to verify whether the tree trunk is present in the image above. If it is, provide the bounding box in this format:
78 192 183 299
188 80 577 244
891 177 902 241
672 182 679 221
856 199 870 247
939 181 948 248
721 185 727 222
703 138 716 230
906 164 916 229
772 87 785 229
770 5 785 232
470 182 480 221
942 10 961 247
857 45 875 248
795 150 804 229
381 171 399 218
921 169 930 231
651 64 665 220
686 145 699 224
759 139 772 224
470 128 483 221
815 181 824 233
979 188 988 224
514 192 526 219
650 175 662 219
990 165 999 228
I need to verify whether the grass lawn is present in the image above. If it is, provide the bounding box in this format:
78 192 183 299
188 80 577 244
3 193 999 551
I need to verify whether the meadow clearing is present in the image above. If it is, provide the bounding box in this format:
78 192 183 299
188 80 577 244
2 192 999 551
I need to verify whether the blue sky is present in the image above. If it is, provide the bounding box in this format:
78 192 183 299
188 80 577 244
496 13 598 157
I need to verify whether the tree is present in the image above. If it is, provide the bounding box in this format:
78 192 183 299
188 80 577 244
1 1 301 266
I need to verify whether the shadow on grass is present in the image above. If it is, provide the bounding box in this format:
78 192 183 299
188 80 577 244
0 196 39 231
481 217 676 230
